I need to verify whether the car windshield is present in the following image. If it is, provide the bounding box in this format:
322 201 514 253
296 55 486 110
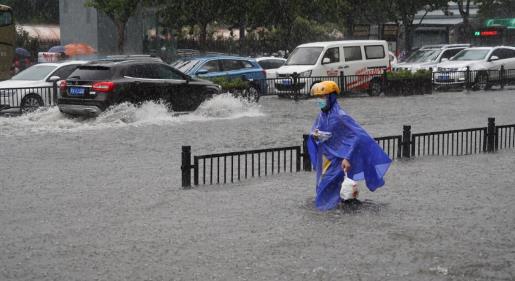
68 66 113 81
451 49 490 61
404 49 441 63
11 65 58 81
174 59 201 73
286 47 323 65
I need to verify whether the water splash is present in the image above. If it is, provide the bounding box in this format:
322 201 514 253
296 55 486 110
0 94 264 136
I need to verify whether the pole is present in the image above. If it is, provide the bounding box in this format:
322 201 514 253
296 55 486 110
487 117 496 153
465 66 471 91
181 146 192 188
302 134 312 171
402 125 412 158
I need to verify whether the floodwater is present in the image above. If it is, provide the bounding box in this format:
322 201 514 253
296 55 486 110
1 90 515 280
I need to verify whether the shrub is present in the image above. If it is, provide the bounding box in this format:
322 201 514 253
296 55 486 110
413 69 432 79
210 77 249 91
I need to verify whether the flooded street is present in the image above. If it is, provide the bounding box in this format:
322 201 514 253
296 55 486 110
1 90 515 280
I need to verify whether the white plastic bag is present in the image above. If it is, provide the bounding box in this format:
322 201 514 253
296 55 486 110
340 176 359 200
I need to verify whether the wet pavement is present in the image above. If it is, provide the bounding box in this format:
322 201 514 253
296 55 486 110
1 90 515 280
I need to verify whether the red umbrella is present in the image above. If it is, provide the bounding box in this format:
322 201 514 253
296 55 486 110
64 43 96 57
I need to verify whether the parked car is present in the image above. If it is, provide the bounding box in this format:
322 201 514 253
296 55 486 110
393 44 470 73
0 60 87 113
57 58 221 117
255 57 287 79
274 40 390 96
255 57 287 95
172 55 267 99
434 46 515 90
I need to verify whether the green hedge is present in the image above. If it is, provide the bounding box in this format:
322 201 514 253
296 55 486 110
210 77 249 91
386 69 432 80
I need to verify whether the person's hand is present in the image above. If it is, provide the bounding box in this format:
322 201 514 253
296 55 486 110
312 129 319 141
342 159 351 173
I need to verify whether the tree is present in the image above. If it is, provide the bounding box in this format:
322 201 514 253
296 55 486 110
456 0 473 43
158 0 224 53
478 0 515 19
221 0 270 55
0 0 59 24
85 0 141 53
387 0 447 53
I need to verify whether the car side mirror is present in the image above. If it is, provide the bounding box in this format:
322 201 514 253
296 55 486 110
440 58 449 62
489 55 499 62
48 75 61 82
322 57 331 64
196 69 209 75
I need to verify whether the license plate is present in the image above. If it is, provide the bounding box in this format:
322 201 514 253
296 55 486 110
282 79 292 85
69 87 85 96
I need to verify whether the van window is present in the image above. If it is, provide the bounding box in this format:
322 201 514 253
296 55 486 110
286 47 323 65
343 46 362 61
365 45 385 60
322 47 340 64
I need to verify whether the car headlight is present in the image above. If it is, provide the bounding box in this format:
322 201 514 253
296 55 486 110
298 70 312 77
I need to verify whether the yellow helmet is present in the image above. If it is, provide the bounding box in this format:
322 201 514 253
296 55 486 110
310 81 341 96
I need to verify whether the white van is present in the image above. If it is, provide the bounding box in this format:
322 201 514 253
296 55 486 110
275 40 390 96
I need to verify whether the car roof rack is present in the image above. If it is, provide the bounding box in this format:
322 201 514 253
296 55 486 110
421 44 471 50
102 54 163 62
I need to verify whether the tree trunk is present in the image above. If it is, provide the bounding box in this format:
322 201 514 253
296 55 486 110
462 16 470 43
346 14 354 39
116 21 126 54
404 24 413 54
402 14 413 55
199 23 208 54
239 23 246 56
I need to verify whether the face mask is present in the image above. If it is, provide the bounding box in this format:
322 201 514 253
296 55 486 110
318 99 326 109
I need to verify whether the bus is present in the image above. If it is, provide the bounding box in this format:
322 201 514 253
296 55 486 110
472 18 515 47
0 4 15 81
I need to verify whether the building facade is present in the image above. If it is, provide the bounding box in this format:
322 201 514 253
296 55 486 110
59 0 144 54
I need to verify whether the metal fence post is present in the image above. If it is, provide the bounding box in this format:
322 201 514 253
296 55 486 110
465 66 471 91
193 156 199 186
52 81 58 106
500 65 505 89
302 134 312 171
339 70 345 93
428 68 433 95
181 146 192 188
402 125 412 158
295 147 301 172
292 72 299 101
487 117 496 153
383 69 388 96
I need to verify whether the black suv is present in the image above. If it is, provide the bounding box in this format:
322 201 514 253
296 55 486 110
57 58 221 116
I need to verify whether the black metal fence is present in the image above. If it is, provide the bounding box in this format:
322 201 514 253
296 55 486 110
253 67 515 99
259 72 384 99
181 117 515 187
192 146 302 185
432 66 515 90
411 127 487 157
0 85 57 111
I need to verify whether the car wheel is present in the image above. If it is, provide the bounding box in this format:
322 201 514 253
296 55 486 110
20 94 43 114
368 79 382 96
243 85 260 102
474 72 491 91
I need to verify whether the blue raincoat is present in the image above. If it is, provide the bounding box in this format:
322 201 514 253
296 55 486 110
307 94 392 211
